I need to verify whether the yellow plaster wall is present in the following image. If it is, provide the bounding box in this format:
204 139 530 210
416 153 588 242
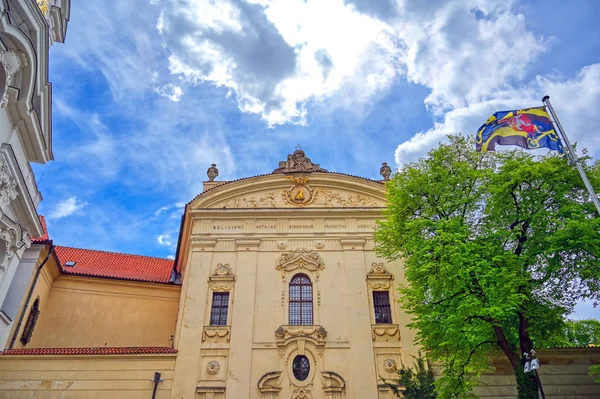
0 354 176 398
5 246 59 349
169 172 416 399
22 277 180 348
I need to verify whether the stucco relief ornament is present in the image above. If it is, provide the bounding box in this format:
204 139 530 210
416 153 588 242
0 156 18 214
282 176 319 207
0 226 16 271
206 360 220 375
276 249 325 279
369 262 388 275
384 358 397 373
0 50 28 108
214 263 232 276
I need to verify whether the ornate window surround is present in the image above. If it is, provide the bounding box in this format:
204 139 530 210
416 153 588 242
276 249 324 326
365 262 396 322
205 263 235 327
366 262 401 343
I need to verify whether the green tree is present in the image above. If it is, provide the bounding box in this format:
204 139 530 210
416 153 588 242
382 353 437 399
375 135 600 398
555 319 600 346
590 365 600 383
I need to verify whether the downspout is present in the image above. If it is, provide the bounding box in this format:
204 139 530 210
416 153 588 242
151 372 162 399
9 244 55 349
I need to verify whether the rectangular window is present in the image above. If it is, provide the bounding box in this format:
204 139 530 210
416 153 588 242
210 292 229 326
373 291 392 324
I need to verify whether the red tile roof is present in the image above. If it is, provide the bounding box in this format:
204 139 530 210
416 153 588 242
0 346 177 356
31 215 49 243
55 246 174 283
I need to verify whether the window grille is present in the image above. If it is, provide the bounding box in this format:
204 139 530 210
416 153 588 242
20 298 40 345
373 291 392 324
292 355 310 381
289 274 313 325
210 292 229 326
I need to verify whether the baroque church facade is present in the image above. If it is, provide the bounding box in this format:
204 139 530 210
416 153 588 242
172 149 411 398
0 150 598 399
0 149 418 399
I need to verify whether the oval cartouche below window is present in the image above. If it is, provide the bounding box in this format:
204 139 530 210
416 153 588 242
292 355 310 381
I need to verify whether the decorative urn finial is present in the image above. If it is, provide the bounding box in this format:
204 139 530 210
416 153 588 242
207 163 219 181
380 162 392 180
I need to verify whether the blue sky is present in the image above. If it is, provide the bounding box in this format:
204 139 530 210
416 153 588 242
35 0 599 317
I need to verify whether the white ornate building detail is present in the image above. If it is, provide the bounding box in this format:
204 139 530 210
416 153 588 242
0 156 18 215
0 51 28 108
0 224 30 271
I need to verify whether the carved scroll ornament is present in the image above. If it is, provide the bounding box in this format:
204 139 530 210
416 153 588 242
0 156 18 214
321 371 345 397
276 249 325 279
258 371 283 397
0 51 28 108
275 325 327 345
372 325 401 342
202 326 231 342
366 262 393 290
208 263 235 291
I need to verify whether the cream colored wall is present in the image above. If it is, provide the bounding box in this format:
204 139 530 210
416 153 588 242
0 354 176 399
22 276 180 348
5 245 57 349
170 184 419 399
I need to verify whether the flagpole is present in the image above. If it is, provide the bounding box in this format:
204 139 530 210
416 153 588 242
542 96 600 216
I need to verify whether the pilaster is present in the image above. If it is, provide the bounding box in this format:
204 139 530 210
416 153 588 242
171 243 215 399
226 238 261 397
341 238 378 398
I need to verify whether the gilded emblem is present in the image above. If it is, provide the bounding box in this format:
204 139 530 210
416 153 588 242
282 176 318 207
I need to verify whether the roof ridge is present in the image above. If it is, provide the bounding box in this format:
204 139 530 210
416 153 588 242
0 346 178 356
55 245 173 262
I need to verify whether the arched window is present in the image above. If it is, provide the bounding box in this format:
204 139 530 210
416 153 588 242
20 298 40 345
289 274 313 325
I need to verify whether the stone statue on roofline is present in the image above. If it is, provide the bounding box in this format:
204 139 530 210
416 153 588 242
272 146 328 174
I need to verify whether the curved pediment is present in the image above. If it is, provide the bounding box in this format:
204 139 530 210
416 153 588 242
189 173 387 209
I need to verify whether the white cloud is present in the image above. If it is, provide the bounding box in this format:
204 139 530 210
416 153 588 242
158 0 400 125
154 0 549 128
49 197 88 220
154 84 184 102
157 234 172 246
395 64 600 164
167 255 175 260
154 206 169 216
